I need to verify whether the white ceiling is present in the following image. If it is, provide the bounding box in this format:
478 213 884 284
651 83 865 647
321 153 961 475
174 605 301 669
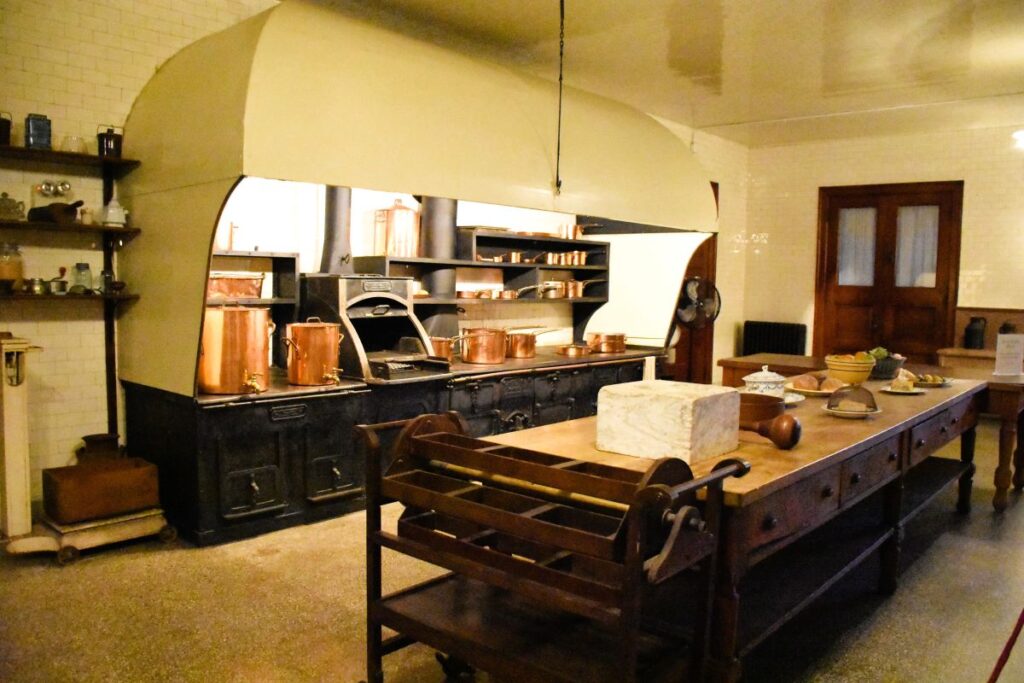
345 0 1024 146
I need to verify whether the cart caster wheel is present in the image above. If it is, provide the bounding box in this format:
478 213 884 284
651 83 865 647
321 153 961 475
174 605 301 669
158 525 178 544
56 546 80 566
435 652 475 680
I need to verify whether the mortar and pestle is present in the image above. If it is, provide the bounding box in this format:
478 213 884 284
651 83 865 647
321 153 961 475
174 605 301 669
739 393 801 450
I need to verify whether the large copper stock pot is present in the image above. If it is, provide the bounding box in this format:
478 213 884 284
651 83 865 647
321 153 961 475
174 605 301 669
284 317 343 385
198 306 274 394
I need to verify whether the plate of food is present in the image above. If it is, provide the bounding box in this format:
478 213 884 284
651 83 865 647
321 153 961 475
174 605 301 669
823 405 882 419
914 373 952 388
785 372 846 397
784 392 806 406
880 386 926 395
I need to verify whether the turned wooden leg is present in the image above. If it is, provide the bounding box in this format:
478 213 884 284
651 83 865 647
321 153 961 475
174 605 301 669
994 416 1016 512
958 427 976 514
1014 412 1024 490
879 478 904 594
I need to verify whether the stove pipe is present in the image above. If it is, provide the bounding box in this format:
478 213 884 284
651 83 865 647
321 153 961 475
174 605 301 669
419 196 457 295
321 185 353 274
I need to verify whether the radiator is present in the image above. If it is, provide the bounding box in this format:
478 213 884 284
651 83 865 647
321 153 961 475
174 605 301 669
742 321 807 355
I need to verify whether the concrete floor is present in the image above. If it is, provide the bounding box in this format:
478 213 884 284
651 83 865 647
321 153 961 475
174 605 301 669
1 417 1021 682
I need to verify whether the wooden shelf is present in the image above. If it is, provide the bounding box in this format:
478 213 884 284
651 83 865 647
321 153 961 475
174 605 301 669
415 296 607 306
1 292 138 302
460 226 609 248
212 250 300 259
0 219 140 241
355 255 607 271
0 145 140 176
205 297 297 306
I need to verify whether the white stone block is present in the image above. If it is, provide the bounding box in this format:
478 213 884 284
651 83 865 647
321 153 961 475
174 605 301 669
596 380 739 463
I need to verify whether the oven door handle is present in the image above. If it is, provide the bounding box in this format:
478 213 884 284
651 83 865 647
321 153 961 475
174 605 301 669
371 304 391 316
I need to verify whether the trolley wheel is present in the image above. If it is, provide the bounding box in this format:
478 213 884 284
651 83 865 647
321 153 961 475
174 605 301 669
435 652 475 680
56 546 80 566
158 524 178 544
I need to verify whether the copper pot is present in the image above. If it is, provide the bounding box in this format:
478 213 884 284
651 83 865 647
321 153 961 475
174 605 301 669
505 328 558 359
284 317 343 385
460 328 507 364
556 343 591 358
494 284 544 300
198 306 274 394
429 331 494 363
538 281 568 299
565 278 606 299
585 332 626 353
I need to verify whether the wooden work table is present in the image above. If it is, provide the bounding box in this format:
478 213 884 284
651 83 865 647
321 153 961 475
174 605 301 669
718 352 1024 512
488 377 987 681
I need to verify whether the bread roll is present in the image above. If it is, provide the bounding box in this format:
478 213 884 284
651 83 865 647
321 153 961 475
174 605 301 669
820 377 846 392
791 374 820 390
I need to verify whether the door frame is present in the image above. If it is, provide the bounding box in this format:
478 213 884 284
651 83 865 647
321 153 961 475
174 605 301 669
812 180 964 357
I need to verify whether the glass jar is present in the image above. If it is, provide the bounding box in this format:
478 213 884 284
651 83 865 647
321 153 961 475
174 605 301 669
72 262 93 290
0 242 24 292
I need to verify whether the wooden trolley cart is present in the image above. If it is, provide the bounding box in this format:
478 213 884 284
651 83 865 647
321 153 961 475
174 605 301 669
359 413 750 682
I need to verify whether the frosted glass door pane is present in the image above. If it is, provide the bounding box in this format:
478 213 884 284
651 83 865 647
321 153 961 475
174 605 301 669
837 207 876 286
896 205 938 288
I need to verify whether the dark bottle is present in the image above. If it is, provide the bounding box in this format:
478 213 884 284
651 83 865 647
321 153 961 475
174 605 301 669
964 316 986 349
999 321 1018 335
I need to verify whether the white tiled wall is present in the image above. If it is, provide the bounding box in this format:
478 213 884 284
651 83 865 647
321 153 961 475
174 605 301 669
0 0 276 497
745 126 1024 342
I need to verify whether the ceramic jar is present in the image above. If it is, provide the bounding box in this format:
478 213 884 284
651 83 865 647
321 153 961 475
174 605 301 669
742 365 786 398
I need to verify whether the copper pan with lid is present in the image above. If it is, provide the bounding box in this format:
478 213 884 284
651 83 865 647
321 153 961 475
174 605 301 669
284 317 343 385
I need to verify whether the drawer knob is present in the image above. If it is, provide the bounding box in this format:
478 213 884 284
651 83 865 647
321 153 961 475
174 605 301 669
331 466 342 480
916 438 926 448
940 426 948 434
249 474 260 496
762 514 778 531
888 452 898 462
850 472 862 484
951 416 959 424
821 485 835 499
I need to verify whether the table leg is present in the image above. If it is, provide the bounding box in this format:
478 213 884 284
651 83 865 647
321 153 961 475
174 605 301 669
958 426 976 514
879 477 904 594
1013 410 1024 490
994 415 1017 512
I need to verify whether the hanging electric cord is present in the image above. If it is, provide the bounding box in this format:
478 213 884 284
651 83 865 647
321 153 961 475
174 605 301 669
554 0 565 195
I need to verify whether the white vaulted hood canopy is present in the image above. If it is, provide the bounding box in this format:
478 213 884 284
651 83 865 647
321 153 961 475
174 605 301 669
120 0 716 395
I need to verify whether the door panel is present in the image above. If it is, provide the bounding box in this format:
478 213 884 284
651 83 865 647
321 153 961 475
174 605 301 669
815 182 962 363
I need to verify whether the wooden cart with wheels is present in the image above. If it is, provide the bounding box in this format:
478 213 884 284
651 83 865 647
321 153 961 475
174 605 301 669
359 412 749 682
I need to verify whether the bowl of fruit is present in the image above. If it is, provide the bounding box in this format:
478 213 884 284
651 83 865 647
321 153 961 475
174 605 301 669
825 351 876 385
867 347 906 379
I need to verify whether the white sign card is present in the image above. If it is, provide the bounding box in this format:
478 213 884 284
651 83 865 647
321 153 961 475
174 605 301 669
994 334 1024 376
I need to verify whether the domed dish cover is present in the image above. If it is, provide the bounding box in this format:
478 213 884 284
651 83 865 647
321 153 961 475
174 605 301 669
742 365 786 398
826 385 878 412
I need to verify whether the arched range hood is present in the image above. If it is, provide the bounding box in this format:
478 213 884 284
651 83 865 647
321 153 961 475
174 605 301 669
119 0 717 396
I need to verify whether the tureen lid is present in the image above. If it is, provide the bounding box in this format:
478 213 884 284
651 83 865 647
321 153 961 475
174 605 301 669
743 365 785 383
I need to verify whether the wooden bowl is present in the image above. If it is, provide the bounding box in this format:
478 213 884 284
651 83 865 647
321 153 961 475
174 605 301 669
739 392 785 423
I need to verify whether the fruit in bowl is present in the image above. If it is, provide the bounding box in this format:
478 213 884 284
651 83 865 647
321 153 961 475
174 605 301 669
825 352 876 385
867 346 906 379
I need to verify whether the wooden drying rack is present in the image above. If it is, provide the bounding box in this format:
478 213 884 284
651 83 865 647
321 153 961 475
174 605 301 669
359 412 750 683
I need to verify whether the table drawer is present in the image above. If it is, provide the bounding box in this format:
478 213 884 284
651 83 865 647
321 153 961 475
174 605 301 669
841 435 900 505
947 396 978 438
909 410 950 467
744 465 841 551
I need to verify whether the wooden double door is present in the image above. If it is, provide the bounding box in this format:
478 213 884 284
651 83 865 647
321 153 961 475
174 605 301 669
814 181 963 362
